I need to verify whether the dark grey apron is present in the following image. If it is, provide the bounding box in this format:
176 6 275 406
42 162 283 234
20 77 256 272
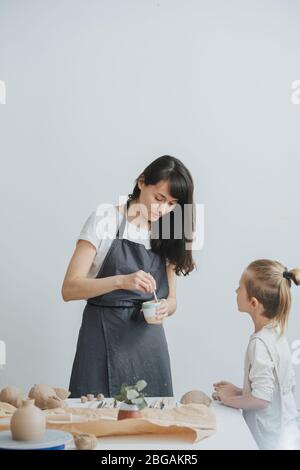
69 201 173 398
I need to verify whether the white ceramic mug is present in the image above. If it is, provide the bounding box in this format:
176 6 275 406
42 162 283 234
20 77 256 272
141 300 161 324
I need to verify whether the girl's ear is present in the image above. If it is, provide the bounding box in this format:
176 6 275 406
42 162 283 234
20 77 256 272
250 297 259 309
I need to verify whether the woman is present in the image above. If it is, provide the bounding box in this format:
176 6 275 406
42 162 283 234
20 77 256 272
62 155 195 398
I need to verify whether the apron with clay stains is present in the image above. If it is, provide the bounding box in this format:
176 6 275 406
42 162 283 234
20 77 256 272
69 200 174 398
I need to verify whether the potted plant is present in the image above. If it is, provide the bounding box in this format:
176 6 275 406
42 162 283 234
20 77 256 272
114 380 148 420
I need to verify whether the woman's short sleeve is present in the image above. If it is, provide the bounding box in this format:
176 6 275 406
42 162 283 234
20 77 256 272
247 338 276 402
77 209 100 250
77 204 118 251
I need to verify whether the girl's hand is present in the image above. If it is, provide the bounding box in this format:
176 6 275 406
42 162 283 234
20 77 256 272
214 388 230 405
213 381 242 397
213 380 233 388
120 271 156 294
155 299 169 322
212 391 220 401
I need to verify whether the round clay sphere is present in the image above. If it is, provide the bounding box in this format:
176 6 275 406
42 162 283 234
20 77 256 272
0 386 22 408
180 390 212 407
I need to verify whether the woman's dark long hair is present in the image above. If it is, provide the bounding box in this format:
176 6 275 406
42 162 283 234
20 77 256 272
128 155 196 276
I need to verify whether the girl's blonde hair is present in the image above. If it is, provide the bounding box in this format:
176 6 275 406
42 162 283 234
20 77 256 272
244 259 300 333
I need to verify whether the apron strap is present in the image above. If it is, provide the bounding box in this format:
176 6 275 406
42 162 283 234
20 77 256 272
116 199 130 239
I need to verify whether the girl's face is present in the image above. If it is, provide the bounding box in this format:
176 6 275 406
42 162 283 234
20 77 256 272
236 273 252 313
137 178 178 222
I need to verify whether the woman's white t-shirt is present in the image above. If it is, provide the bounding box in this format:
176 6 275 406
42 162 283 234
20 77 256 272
77 203 151 278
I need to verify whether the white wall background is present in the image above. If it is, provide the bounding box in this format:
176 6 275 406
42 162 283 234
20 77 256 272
0 0 299 406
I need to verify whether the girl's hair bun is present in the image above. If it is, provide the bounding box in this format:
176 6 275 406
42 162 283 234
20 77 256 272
285 268 300 286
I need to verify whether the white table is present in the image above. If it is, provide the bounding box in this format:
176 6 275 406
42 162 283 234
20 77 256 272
66 398 258 450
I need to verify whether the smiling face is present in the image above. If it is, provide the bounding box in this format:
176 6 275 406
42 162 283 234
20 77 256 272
137 177 178 222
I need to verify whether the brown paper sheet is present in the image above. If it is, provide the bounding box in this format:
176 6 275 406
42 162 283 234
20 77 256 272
45 403 216 443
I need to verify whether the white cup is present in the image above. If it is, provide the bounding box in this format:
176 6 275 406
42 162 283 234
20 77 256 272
141 300 161 324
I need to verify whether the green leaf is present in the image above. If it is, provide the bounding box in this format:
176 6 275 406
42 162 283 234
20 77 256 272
131 397 143 404
136 380 147 392
114 394 124 402
131 397 147 409
139 398 147 410
120 383 128 393
126 389 139 400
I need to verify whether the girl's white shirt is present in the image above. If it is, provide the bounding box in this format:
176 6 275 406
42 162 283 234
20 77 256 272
243 323 300 449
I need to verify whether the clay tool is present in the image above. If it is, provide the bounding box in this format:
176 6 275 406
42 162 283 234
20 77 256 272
148 272 158 301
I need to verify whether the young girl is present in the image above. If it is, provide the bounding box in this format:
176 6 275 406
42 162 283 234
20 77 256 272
213 259 300 450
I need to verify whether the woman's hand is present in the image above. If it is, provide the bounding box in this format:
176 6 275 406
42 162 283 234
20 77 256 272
155 299 169 322
119 270 156 294
144 299 169 325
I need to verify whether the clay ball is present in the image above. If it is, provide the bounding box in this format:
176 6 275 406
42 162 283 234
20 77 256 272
74 433 98 450
46 396 65 409
54 387 71 401
180 390 212 407
28 384 57 409
87 394 94 401
0 402 17 417
0 386 23 408
96 393 104 401
81 396 88 403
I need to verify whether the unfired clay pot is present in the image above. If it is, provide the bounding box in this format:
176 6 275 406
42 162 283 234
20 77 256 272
10 399 46 441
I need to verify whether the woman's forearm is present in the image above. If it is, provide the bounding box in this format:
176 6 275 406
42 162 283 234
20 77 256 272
62 276 178 308
62 275 123 301
167 297 177 316
223 393 270 410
